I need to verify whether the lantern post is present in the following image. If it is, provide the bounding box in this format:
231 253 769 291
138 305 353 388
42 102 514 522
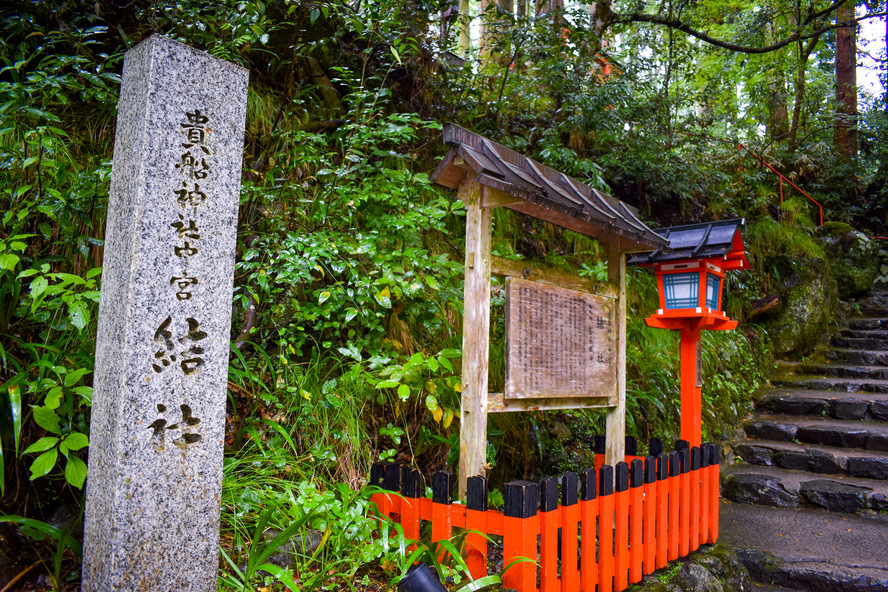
629 220 750 447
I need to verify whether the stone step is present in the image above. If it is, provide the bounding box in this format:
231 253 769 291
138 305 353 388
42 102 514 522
770 374 888 394
795 362 888 380
839 328 888 340
754 389 888 421
742 415 888 451
721 464 888 514
831 335 888 351
823 347 888 366
848 317 888 330
721 503 888 592
732 439 888 479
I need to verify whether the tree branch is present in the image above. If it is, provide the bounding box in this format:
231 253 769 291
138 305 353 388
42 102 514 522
612 10 887 54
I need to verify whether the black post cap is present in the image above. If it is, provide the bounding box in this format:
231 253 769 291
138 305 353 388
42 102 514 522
709 442 720 464
504 480 539 519
563 472 579 507
370 462 385 488
595 435 607 455
644 456 657 484
648 438 663 457
630 459 644 488
657 453 669 480
669 451 681 477
403 467 422 498
580 467 597 501
691 447 701 471
432 471 454 505
701 445 711 468
625 436 638 456
599 464 615 496
680 448 691 474
615 462 630 492
675 439 690 452
541 476 560 512
467 475 488 511
384 463 402 491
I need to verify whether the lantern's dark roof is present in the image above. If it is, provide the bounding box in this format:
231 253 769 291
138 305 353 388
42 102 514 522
627 219 747 265
430 124 668 251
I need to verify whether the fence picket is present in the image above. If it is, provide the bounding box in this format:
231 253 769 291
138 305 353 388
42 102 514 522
599 464 615 592
466 475 489 579
629 459 644 584
580 467 599 592
561 472 581 592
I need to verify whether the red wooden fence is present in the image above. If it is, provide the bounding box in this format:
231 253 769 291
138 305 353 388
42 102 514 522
369 439 720 592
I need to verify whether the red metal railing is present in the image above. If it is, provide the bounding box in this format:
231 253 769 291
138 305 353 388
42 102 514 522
736 143 823 226
369 439 720 591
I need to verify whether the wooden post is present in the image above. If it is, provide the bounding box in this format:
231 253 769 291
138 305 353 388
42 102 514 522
606 240 627 468
680 329 702 447
459 179 492 498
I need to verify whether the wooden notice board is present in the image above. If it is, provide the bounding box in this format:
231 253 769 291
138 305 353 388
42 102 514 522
504 278 617 400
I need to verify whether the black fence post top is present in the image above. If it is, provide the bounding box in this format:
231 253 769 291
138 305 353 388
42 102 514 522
504 480 539 518
625 435 638 456
691 447 701 471
680 448 691 474
656 453 669 481
648 438 663 458
580 467 597 501
384 462 402 491
370 462 386 488
675 439 690 452
630 459 644 488
701 445 711 468
467 475 488 511
644 456 657 484
595 435 607 455
403 467 422 498
615 462 630 492
599 464 615 496
708 442 721 464
540 476 560 512
562 472 579 507
669 451 681 477
432 471 454 505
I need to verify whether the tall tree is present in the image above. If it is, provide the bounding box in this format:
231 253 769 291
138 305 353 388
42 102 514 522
836 0 858 158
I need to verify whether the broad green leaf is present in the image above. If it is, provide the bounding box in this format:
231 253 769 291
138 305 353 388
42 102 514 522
425 394 438 411
318 290 331 304
29 276 48 301
397 384 410 400
62 432 88 451
29 448 58 479
44 386 63 410
376 380 399 389
23 436 59 454
64 455 87 489
69 300 90 330
64 368 88 387
0 253 19 271
31 406 61 435
72 386 93 404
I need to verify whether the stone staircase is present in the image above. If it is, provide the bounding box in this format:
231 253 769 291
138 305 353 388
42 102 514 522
718 292 888 592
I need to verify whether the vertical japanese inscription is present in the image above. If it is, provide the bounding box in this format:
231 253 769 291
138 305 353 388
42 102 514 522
504 278 617 399
147 109 214 447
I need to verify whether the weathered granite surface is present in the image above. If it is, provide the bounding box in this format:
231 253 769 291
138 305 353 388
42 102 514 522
81 35 247 592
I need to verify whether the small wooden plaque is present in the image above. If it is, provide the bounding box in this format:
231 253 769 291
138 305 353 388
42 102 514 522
504 278 617 400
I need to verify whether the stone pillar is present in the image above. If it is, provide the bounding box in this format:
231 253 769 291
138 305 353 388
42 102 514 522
82 35 248 591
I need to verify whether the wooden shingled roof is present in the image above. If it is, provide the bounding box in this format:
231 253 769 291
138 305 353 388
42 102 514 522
430 124 669 251
627 218 749 267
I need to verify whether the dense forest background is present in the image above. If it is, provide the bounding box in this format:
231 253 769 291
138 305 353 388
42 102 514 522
1 0 887 589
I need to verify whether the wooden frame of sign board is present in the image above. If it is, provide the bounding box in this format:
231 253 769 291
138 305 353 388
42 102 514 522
430 124 668 497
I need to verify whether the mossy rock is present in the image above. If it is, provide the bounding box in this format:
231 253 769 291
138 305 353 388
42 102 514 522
761 255 838 358
819 228 878 298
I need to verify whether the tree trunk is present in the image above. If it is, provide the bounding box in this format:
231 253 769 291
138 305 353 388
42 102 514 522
789 36 820 152
835 1 858 159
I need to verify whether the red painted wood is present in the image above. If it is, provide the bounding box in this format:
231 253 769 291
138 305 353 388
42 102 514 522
630 485 643 583
465 508 488 579
710 463 719 542
668 475 680 561
643 482 657 574
656 478 668 569
503 515 539 592
540 506 560 592
615 488 629 590
701 462 710 546
680 469 690 557
599 494 615 592
401 495 421 549
580 498 599 592
690 467 701 552
431 500 453 563
561 503 580 592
